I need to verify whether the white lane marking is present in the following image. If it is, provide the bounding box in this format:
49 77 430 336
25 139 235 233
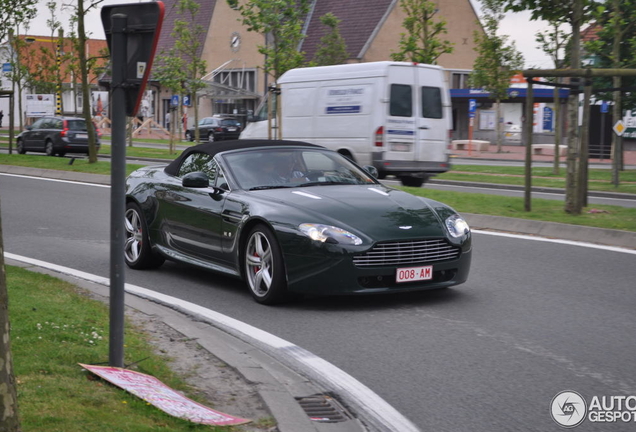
472 229 636 255
4 252 420 432
0 173 110 188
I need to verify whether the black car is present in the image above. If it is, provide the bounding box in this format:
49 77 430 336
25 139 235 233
16 116 101 157
124 139 472 304
185 117 241 142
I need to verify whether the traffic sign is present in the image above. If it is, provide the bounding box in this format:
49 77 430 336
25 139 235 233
613 120 626 136
468 99 477 113
601 101 609 113
183 95 191 107
171 95 179 106
101 2 165 116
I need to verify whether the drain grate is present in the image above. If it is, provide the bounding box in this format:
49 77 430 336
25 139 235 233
295 393 351 423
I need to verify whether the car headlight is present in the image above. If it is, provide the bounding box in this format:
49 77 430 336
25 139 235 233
299 223 362 245
445 214 470 238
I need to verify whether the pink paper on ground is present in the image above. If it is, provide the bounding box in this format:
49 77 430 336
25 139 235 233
79 363 251 426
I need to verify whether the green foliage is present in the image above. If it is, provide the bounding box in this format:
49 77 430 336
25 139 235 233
0 0 37 41
535 21 570 69
312 13 349 66
469 0 523 100
390 0 454 64
229 0 311 81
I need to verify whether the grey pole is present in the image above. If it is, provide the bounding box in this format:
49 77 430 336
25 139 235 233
109 13 128 368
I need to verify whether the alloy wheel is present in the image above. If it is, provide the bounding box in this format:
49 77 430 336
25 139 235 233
245 231 274 298
124 208 144 264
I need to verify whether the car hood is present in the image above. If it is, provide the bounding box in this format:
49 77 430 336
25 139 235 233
247 185 450 240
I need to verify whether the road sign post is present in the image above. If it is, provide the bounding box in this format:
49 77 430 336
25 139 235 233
468 99 476 156
101 2 164 368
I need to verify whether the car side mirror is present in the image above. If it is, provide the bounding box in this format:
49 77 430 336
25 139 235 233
182 171 209 188
363 165 379 178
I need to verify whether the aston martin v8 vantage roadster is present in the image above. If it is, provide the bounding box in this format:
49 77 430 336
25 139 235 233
124 140 471 304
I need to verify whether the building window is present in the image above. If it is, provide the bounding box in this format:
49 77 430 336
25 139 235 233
451 72 470 89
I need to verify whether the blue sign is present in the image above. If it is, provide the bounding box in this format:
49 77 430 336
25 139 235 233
325 105 361 114
542 107 553 131
601 101 609 113
171 95 179 106
2 63 11 73
468 99 477 113
183 95 191 107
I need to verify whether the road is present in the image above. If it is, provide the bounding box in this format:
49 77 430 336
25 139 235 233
1 174 636 431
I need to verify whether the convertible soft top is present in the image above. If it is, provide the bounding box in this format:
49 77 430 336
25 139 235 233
164 139 323 176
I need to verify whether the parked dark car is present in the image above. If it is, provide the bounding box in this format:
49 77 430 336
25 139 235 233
16 116 101 157
124 139 472 304
185 116 241 142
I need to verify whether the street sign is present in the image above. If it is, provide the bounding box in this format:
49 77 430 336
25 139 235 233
171 95 179 107
2 63 11 73
101 2 165 116
613 120 626 137
601 101 609 113
468 98 476 113
183 94 191 107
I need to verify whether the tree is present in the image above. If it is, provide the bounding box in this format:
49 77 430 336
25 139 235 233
154 0 207 152
586 0 636 187
469 0 524 153
0 0 37 40
0 199 20 431
390 0 454 64
536 21 570 175
312 13 348 66
501 0 596 214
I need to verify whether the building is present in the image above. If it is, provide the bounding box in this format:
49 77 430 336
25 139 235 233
0 35 108 124
150 0 484 129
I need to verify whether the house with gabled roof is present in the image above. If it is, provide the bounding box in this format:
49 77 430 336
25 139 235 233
148 0 483 130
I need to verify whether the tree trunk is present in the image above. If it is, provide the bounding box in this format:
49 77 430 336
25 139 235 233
611 0 623 186
579 82 592 208
565 0 583 214
0 198 21 432
77 0 98 163
495 100 502 153
524 80 534 212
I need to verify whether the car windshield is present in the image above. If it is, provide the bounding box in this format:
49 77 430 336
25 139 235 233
223 148 378 190
66 120 87 131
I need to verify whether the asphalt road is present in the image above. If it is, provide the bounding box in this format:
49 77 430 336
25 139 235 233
2 174 636 431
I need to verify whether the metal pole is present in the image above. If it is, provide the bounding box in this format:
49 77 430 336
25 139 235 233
523 80 534 212
109 13 128 368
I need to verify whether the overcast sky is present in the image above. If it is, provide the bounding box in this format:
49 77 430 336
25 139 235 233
25 0 555 69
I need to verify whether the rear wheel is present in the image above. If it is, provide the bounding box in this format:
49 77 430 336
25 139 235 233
208 132 215 143
124 202 165 269
45 140 54 156
16 139 26 154
244 225 287 305
399 175 425 187
185 131 193 141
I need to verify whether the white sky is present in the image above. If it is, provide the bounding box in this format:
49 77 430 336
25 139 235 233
25 0 555 69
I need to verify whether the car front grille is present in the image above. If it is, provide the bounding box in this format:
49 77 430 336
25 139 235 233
353 239 460 268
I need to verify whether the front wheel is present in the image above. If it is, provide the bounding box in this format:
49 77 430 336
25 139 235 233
185 131 193 142
16 139 26 154
244 225 287 305
45 140 54 156
399 175 425 188
124 202 165 269
208 132 215 143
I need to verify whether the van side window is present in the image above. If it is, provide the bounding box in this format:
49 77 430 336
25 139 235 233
389 84 412 117
421 86 443 119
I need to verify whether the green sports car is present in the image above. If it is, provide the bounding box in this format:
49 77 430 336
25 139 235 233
124 139 472 304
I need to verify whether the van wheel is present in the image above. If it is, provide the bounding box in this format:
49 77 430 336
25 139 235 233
399 176 424 187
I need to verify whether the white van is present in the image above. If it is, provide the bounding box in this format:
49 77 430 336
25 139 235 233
240 61 452 187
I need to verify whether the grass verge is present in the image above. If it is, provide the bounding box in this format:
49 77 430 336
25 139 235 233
7 265 243 431
0 154 145 176
401 187 636 232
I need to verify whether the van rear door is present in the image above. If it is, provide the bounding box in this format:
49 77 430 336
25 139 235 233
414 67 450 174
383 65 417 166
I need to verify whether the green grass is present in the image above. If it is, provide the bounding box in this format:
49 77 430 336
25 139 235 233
7 266 248 431
401 187 636 232
0 154 145 176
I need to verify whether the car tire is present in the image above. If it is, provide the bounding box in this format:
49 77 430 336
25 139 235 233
399 175 425 188
124 201 165 270
208 132 215 143
244 225 287 305
16 139 26 154
45 140 55 156
185 131 193 142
